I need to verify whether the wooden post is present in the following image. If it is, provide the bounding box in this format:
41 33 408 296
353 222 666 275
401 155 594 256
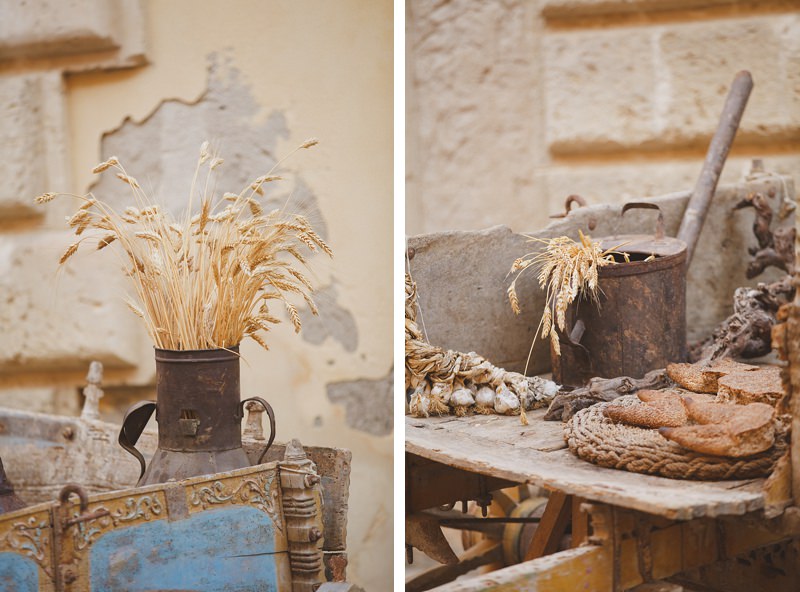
524 491 572 561
280 439 325 592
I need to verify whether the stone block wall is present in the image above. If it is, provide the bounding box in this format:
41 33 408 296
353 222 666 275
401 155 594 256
406 0 800 235
0 1 392 589
0 0 149 411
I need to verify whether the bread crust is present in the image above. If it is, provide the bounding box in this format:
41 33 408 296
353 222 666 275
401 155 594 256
717 366 783 406
659 399 775 457
666 359 758 393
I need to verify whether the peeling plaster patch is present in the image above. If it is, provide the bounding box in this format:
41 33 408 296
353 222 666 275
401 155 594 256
326 369 392 436
301 282 358 352
89 52 324 242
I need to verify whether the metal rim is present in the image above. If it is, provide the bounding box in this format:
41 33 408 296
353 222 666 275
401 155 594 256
154 345 240 363
598 249 686 278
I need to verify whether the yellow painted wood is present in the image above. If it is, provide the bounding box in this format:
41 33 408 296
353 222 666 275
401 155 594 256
428 545 612 592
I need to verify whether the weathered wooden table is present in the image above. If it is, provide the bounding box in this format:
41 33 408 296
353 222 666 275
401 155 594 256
406 410 799 591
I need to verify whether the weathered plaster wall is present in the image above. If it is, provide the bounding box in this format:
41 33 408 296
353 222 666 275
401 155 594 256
0 0 392 589
406 0 800 235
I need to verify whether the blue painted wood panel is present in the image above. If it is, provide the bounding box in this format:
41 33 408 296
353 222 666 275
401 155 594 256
0 552 39 592
90 506 287 591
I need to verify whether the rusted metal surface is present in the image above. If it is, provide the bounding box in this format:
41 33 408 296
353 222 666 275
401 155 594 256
554 204 687 386
120 347 275 485
323 552 349 583
0 458 25 515
677 70 754 265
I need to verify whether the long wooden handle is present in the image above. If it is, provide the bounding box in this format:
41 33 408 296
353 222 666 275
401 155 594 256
677 70 754 266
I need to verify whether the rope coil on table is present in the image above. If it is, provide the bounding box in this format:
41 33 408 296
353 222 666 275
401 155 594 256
565 395 786 480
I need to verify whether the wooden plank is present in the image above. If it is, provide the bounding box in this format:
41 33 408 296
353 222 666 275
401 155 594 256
406 540 504 592
426 545 612 591
406 413 766 520
407 454 516 513
524 492 572 560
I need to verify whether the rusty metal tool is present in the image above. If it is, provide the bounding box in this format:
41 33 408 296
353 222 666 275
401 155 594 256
677 70 754 266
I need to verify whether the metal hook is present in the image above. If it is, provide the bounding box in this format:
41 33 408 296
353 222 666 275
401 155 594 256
58 484 88 514
550 194 588 219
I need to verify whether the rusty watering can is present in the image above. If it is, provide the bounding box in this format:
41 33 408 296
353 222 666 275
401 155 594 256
118 347 276 486
552 203 687 386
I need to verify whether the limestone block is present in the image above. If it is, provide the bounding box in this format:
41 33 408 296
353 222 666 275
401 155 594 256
406 0 543 235
0 0 134 59
659 15 800 141
545 15 800 153
544 27 658 153
0 231 145 375
0 73 46 218
0 71 71 223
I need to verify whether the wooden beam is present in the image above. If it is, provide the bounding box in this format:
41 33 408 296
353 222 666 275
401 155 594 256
524 491 572 561
406 453 516 513
425 545 612 591
405 540 504 592
426 505 799 591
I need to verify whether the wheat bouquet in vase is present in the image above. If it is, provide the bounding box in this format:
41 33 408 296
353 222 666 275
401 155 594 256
37 140 331 484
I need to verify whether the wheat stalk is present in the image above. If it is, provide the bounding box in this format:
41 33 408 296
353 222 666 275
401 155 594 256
507 230 624 361
35 140 332 352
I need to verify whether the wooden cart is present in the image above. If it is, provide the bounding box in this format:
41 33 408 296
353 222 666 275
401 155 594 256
0 402 357 592
405 174 800 591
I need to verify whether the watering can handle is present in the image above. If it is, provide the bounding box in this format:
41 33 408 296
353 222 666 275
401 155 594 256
118 400 157 481
239 397 276 464
622 202 665 240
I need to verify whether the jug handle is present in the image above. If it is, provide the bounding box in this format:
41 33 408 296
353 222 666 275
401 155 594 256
239 396 276 464
622 202 665 239
118 400 156 481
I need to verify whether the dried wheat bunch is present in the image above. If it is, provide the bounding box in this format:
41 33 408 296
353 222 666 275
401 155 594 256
35 139 331 352
507 230 622 357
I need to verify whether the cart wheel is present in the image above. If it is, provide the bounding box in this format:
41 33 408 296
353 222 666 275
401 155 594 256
460 486 549 569
406 486 580 591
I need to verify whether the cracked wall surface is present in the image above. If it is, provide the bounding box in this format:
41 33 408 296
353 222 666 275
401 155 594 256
407 0 800 235
0 1 393 589
327 369 393 437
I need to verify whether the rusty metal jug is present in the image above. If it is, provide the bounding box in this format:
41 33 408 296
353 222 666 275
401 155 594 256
118 347 275 486
552 203 687 387
0 458 25 514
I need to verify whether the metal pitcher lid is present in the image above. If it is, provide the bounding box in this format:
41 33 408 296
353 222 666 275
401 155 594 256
599 234 687 258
